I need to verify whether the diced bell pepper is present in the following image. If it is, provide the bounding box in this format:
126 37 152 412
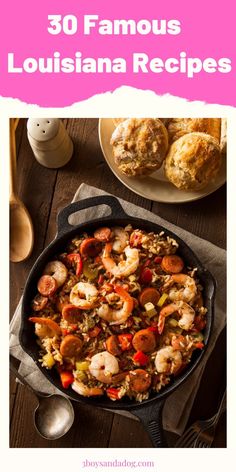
75 361 90 371
60 371 74 389
157 293 168 307
133 351 149 366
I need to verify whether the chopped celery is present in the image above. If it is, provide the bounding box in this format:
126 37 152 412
144 302 157 318
144 302 155 311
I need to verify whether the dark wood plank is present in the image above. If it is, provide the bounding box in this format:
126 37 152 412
10 374 18 420
10 119 58 446
15 119 24 156
10 119 42 417
213 412 226 448
10 119 58 316
108 415 152 448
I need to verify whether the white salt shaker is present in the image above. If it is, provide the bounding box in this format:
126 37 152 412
27 118 73 168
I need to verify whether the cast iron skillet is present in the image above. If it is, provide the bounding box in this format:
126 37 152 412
20 195 216 447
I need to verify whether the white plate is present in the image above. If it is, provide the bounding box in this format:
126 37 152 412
98 118 226 203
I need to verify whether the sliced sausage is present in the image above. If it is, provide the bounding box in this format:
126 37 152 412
106 335 122 356
111 371 129 384
62 304 82 323
161 255 184 274
94 227 111 242
139 287 160 307
129 369 151 393
37 275 57 296
80 238 102 257
31 294 48 311
60 334 83 358
132 329 156 353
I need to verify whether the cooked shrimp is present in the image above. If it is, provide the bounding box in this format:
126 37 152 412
132 329 156 353
89 351 119 383
155 346 182 374
72 379 103 397
97 285 133 325
43 261 68 287
168 274 197 303
111 227 129 253
158 301 195 334
102 244 139 278
70 282 98 309
62 304 81 323
29 317 61 337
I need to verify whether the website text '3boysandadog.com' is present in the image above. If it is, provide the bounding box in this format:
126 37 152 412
81 458 156 470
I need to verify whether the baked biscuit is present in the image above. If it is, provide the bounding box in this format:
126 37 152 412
112 118 126 127
160 119 171 126
112 118 168 128
167 118 221 144
220 118 227 155
110 118 168 176
165 132 222 190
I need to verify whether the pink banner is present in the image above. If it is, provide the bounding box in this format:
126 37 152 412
0 0 234 107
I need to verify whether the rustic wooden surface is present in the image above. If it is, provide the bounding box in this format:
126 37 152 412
10 118 226 448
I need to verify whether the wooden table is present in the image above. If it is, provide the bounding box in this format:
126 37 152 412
10 119 226 448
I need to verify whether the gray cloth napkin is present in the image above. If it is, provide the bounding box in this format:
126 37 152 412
10 183 226 435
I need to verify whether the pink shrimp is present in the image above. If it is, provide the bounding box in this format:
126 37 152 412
158 301 195 334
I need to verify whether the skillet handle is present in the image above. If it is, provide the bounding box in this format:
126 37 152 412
131 400 167 448
57 195 128 236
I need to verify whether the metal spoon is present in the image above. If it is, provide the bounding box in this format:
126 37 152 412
10 359 75 439
10 118 34 262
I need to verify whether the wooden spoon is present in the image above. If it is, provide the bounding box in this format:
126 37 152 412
10 119 34 262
